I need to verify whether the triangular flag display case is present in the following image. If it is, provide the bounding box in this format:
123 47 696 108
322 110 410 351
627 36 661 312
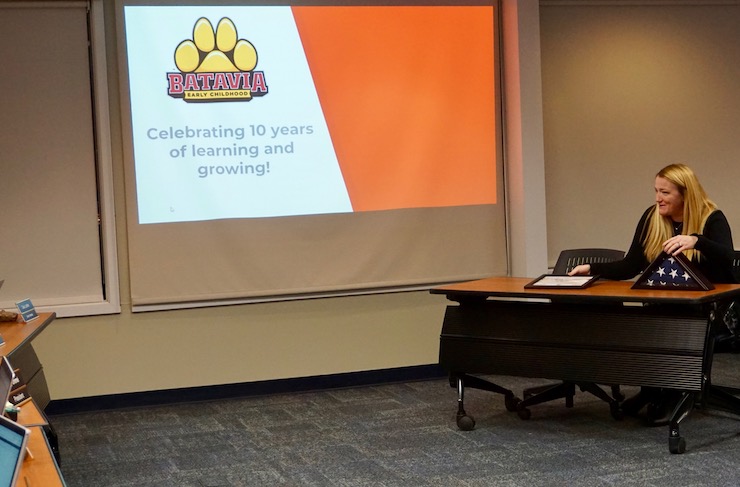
632 251 714 291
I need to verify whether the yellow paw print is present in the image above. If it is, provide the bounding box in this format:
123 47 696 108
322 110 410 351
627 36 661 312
175 17 258 73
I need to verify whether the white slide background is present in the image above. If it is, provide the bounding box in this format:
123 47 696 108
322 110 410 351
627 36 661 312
124 6 352 224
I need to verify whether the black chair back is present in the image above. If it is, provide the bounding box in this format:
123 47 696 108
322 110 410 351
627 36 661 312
732 250 740 283
553 248 625 275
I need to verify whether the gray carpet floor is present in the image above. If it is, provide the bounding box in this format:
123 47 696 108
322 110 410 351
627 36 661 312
50 354 740 487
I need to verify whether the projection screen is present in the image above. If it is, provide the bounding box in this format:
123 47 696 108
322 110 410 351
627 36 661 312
118 0 507 309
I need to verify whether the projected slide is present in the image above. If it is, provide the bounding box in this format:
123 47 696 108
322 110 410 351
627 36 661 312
123 5 497 224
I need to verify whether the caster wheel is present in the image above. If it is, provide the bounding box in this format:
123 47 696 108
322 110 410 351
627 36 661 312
669 436 686 454
456 414 475 431
610 403 624 421
448 375 457 388
504 395 521 412
516 407 531 420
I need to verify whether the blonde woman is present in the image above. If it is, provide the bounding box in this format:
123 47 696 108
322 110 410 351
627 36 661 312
569 163 735 283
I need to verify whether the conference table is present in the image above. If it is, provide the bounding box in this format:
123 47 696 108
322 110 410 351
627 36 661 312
431 276 740 454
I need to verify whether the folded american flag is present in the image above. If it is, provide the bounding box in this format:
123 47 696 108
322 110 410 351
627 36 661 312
633 252 713 291
644 256 695 288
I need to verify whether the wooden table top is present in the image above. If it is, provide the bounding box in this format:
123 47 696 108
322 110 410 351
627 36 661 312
16 398 48 428
0 312 56 357
431 276 740 305
18 425 64 487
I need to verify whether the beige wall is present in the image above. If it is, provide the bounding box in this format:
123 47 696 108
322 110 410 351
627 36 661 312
37 0 740 403
31 1 740 402
35 292 445 399
31 0 548 401
541 2 740 265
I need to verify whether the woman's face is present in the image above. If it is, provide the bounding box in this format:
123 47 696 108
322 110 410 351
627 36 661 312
655 176 684 221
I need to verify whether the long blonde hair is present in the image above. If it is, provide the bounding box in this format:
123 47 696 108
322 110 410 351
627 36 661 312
643 164 716 262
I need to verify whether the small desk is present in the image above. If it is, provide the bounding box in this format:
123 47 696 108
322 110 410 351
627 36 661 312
432 277 740 454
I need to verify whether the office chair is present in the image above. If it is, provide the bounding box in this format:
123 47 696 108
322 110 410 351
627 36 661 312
714 250 740 353
732 250 740 283
517 248 626 420
685 250 740 419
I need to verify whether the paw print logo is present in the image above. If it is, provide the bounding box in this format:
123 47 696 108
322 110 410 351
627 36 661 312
175 17 258 73
166 17 267 102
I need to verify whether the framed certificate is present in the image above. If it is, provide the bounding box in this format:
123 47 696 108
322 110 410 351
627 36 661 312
524 274 600 289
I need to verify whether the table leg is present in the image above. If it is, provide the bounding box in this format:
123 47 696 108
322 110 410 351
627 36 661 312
449 373 520 430
668 392 695 454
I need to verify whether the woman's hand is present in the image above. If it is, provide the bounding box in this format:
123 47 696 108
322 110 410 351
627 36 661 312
663 235 698 256
568 264 591 276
